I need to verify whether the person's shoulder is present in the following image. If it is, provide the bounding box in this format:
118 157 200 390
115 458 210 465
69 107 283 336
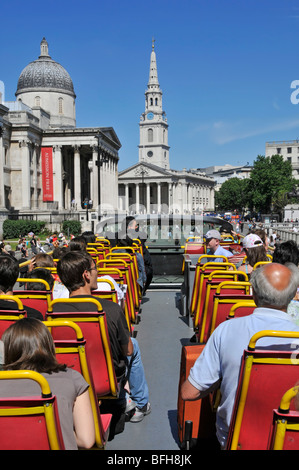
24 305 43 320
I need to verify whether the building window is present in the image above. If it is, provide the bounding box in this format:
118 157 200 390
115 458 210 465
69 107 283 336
287 147 292 154
155 98 158 106
276 148 281 154
150 98 153 106
58 97 63 115
148 128 153 142
35 96 40 107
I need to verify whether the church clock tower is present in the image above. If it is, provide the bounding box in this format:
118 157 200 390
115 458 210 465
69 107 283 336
139 40 170 169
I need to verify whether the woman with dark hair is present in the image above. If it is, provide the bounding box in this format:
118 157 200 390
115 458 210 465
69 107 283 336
237 233 269 277
0 318 95 449
272 240 299 266
272 240 299 324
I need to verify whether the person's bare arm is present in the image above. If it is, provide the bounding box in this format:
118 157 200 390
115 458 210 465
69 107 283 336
122 337 134 357
73 389 95 449
181 378 221 401
181 379 202 401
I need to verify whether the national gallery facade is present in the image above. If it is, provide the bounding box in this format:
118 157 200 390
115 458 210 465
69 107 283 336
0 38 120 219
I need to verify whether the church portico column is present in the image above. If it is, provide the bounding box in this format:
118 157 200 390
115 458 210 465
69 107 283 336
135 183 140 213
157 182 161 212
125 183 129 213
146 183 150 213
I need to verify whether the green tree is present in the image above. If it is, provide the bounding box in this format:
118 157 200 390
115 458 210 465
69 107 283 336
215 177 248 212
246 155 296 214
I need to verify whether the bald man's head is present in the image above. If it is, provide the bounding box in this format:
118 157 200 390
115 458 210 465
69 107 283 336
250 262 299 310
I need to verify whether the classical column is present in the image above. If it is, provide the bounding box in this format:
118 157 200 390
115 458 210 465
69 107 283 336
135 183 140 213
157 182 161 212
53 145 63 210
19 140 31 209
0 134 5 209
91 145 99 209
146 183 150 213
125 183 129 213
74 145 81 209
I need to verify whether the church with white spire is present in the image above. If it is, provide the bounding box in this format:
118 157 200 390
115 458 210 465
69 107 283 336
139 39 170 169
118 41 215 214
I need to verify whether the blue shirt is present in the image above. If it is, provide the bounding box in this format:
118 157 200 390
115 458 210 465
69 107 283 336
188 308 299 447
207 245 233 263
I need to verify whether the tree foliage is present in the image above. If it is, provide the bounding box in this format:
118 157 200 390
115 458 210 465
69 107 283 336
215 177 248 211
215 155 296 214
246 155 295 213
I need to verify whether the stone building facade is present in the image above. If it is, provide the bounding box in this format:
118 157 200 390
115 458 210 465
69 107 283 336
118 41 215 214
0 38 120 219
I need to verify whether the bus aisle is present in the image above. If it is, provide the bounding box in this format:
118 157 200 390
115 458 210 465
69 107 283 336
106 289 193 450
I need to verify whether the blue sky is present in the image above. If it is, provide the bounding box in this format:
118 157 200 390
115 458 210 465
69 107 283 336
2 0 299 171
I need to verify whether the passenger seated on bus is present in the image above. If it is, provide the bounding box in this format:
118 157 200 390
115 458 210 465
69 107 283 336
181 262 299 449
205 229 233 263
237 233 268 276
0 254 43 320
252 228 271 254
272 240 299 324
272 240 299 267
55 251 151 423
52 236 125 308
28 253 55 272
0 318 95 449
25 268 54 291
117 216 153 294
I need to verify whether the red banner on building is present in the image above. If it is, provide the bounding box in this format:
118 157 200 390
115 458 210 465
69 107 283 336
41 147 54 201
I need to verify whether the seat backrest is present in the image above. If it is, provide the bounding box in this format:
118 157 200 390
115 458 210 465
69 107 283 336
98 259 137 323
106 251 140 305
0 370 65 450
209 281 253 337
227 300 256 320
227 330 299 450
43 320 111 449
46 297 119 399
97 268 124 285
189 258 230 317
14 277 52 319
0 295 27 335
194 269 247 337
268 386 299 450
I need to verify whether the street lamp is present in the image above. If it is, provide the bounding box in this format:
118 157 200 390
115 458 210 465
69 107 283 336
94 133 109 220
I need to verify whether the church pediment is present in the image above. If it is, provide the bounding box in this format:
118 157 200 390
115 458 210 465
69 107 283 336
119 163 171 180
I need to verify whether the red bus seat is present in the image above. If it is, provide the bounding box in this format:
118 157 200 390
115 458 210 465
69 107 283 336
14 277 52 319
0 370 65 450
194 269 247 339
189 258 231 318
208 281 253 338
44 319 111 449
226 300 256 320
0 295 27 335
46 297 120 400
226 330 299 450
268 386 299 450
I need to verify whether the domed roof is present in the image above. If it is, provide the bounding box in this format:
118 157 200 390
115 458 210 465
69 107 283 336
16 38 75 97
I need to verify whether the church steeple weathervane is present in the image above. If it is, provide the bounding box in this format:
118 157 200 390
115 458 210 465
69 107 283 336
139 40 170 169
